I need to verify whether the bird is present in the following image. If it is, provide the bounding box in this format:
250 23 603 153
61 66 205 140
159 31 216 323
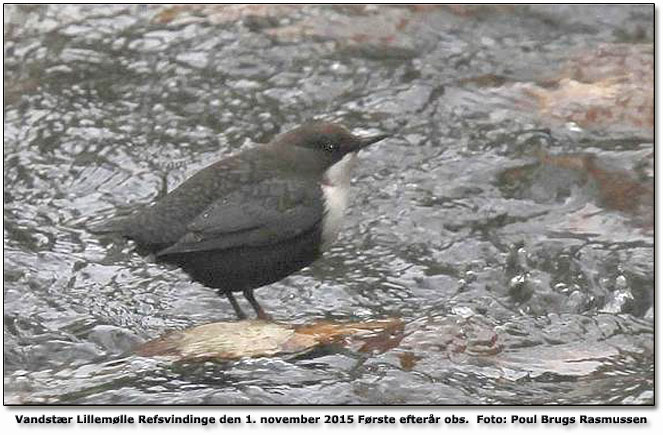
91 122 388 320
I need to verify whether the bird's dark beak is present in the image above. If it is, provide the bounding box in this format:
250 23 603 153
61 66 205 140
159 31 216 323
356 133 389 150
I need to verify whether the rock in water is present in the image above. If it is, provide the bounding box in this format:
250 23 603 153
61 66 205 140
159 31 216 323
137 318 403 362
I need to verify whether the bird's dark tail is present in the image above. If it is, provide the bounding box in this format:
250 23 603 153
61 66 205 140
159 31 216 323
87 214 168 255
87 216 129 235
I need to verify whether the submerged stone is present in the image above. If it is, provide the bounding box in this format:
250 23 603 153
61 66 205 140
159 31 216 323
137 318 403 362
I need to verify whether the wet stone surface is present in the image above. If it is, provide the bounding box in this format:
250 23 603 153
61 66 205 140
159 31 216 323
3 4 653 404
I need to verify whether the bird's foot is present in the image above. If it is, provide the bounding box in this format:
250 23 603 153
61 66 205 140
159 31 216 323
255 308 272 322
243 289 272 322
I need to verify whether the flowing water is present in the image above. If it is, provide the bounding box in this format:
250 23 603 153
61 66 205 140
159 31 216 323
3 4 653 404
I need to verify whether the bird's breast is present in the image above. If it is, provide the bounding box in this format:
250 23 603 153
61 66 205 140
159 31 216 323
320 182 350 250
319 153 356 250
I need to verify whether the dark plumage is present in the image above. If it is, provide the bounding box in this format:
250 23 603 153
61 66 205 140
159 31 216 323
92 122 387 319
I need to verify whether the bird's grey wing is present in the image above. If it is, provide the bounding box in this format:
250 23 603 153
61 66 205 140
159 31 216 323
156 178 324 257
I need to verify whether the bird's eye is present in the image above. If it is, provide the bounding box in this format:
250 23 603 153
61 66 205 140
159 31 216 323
323 142 338 153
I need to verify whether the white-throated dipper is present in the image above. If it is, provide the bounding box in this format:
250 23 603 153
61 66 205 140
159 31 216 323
92 122 388 319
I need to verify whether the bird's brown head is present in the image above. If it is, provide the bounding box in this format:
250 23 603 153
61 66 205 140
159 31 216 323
272 122 388 171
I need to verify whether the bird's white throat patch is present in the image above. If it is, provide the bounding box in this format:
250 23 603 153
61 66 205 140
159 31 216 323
320 152 357 250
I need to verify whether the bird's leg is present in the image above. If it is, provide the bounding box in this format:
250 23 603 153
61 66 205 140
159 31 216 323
243 289 272 321
219 290 247 320
158 173 169 199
